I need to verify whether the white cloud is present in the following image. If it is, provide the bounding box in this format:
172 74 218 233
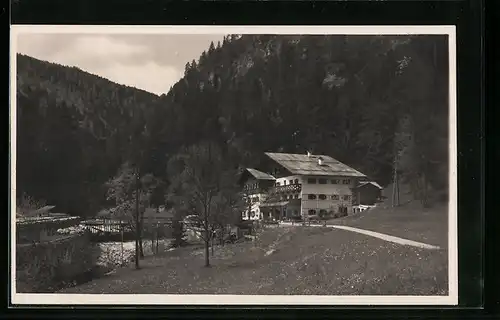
68 35 148 57
46 35 148 68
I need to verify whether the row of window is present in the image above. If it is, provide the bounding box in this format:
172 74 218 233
250 194 351 202
308 209 328 216
305 194 351 201
307 207 348 215
245 207 351 218
277 194 352 201
244 183 259 190
244 209 263 219
307 178 351 185
275 178 351 186
282 194 300 200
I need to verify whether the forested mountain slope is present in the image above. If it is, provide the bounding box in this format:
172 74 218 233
150 34 449 203
16 54 159 216
15 34 449 217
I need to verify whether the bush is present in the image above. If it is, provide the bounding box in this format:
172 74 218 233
16 233 101 292
333 211 348 219
171 219 187 247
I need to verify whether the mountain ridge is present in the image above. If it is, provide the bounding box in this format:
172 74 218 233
16 53 160 97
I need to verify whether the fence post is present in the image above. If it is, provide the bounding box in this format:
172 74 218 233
120 222 124 265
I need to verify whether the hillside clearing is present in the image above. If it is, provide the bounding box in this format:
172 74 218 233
58 222 448 295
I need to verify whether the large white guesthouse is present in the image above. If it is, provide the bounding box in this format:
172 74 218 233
239 152 382 221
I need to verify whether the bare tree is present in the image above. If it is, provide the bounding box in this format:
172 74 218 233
210 185 245 248
105 162 160 269
167 141 240 267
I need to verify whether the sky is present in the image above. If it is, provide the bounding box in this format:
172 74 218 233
16 33 225 96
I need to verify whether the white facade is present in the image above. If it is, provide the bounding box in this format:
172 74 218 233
241 176 274 221
299 175 356 217
241 153 367 221
242 192 267 221
274 174 356 218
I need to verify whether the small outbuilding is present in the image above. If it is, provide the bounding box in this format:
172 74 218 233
352 181 383 205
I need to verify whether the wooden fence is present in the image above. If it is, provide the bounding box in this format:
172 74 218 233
81 219 173 242
81 219 131 234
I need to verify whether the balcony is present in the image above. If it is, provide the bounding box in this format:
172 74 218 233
260 198 301 208
270 184 302 194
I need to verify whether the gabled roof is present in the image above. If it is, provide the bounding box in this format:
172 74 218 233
264 152 367 178
353 181 383 189
245 168 276 181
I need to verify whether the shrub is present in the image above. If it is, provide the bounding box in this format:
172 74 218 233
333 211 348 219
171 219 187 247
16 233 101 292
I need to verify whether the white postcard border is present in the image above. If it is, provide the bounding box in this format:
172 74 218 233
10 25 458 306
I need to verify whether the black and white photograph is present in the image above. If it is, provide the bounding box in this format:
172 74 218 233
10 26 457 305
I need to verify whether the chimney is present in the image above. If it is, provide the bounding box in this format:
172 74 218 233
307 151 312 158
318 157 323 166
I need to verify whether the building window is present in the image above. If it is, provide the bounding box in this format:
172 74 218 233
251 211 255 218
308 194 317 200
343 179 351 185
294 194 299 199
293 210 299 216
343 195 351 201
318 178 327 184
319 209 327 215
319 194 327 200
308 209 316 216
331 194 339 200
307 178 316 184
283 180 287 185
331 179 339 184
289 195 293 200
289 180 293 185
294 179 299 184
282 195 288 201
276 182 280 186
